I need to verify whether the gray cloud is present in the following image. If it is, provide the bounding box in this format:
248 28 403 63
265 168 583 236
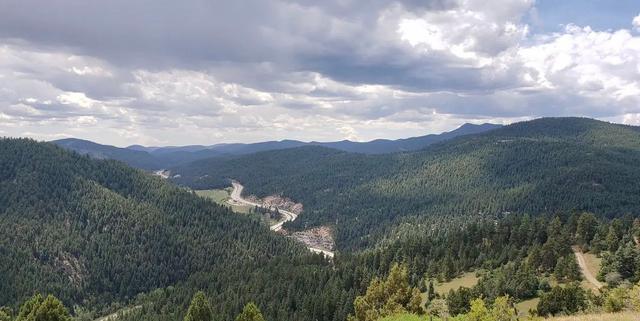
0 0 522 91
0 0 639 146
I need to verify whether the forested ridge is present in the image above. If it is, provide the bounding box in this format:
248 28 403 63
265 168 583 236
0 138 355 321
172 117 640 250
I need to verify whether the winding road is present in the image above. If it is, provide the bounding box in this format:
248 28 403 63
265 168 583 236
229 181 298 231
229 181 334 258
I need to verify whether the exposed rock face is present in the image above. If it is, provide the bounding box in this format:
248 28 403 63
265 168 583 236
246 194 303 214
262 195 303 214
54 252 87 289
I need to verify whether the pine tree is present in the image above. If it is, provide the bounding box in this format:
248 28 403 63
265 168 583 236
235 303 265 321
490 296 516 321
427 281 436 301
348 263 423 321
576 213 597 249
184 291 214 321
554 255 581 282
15 294 71 321
629 282 640 312
0 307 12 321
466 298 490 321
606 225 620 252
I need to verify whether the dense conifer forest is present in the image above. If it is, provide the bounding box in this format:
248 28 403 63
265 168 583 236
0 139 353 321
172 118 640 250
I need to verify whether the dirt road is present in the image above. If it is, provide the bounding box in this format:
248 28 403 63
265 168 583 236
228 181 334 258
573 247 603 289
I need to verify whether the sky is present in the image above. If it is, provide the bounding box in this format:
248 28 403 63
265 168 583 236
0 0 639 146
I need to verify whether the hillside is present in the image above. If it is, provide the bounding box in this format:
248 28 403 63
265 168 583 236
53 138 163 169
3 138 640 321
52 138 226 170
171 118 640 250
0 139 352 321
52 123 500 171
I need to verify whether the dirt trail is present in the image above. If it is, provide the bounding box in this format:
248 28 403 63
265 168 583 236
229 181 334 258
573 247 602 289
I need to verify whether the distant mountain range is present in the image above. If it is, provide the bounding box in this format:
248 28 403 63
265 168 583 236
52 123 502 169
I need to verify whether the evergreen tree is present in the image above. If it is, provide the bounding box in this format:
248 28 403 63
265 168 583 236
606 225 620 252
235 303 265 321
576 213 597 249
629 282 640 312
536 283 586 316
427 281 435 301
348 264 423 321
616 241 639 280
0 307 12 321
604 288 628 313
15 294 71 321
466 298 489 321
184 291 213 321
425 299 448 318
554 255 581 282
490 296 516 321
446 287 474 316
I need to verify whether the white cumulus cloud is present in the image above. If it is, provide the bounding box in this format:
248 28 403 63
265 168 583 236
633 14 640 31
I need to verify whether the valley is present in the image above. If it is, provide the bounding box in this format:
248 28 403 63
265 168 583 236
228 181 334 257
3 118 640 321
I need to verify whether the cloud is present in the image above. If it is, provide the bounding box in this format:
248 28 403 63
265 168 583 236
634 14 640 31
0 1 639 146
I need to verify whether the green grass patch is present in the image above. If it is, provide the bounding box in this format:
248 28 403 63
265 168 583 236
582 252 602 273
433 271 480 295
195 188 253 214
580 252 603 292
195 188 231 203
515 297 539 316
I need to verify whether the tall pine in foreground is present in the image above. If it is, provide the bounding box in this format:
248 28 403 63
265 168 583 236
235 303 265 321
184 291 213 321
15 294 70 321
349 263 423 321
0 307 11 321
